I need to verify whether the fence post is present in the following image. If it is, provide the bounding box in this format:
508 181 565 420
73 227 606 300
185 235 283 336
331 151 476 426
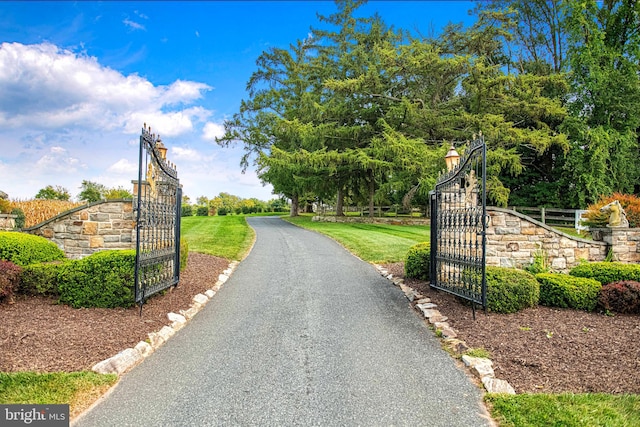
541 207 546 224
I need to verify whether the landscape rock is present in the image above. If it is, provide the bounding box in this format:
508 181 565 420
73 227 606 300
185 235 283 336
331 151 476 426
180 306 200 320
92 348 142 375
192 293 209 305
167 312 187 324
462 355 494 378
134 341 153 358
419 302 438 309
482 377 516 394
444 338 469 354
205 289 216 298
218 274 229 283
416 298 432 304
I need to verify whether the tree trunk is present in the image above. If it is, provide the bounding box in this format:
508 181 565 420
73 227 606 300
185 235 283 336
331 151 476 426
368 171 375 218
290 194 299 217
336 187 345 217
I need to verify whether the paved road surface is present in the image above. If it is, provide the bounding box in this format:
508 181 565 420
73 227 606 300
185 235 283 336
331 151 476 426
75 217 491 426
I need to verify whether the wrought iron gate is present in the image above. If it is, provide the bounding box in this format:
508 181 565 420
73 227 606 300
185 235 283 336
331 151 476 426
430 134 487 316
134 124 182 307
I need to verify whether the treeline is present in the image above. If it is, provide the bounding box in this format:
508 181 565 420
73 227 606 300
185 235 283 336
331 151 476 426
182 192 289 217
217 0 640 215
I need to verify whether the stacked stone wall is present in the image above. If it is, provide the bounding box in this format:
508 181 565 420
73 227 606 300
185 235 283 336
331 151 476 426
487 208 608 272
0 214 16 231
24 200 135 259
592 228 640 263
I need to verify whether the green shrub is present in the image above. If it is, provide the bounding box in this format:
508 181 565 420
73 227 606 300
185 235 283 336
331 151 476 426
536 273 601 311
11 208 25 229
181 204 193 217
485 267 540 313
0 232 65 266
58 250 135 308
218 207 228 216
19 261 69 296
404 242 430 281
180 238 189 272
0 260 21 302
598 281 640 314
195 206 208 216
570 262 640 285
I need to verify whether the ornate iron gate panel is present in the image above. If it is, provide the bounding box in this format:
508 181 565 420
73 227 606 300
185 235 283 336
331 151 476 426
430 134 487 314
134 124 181 306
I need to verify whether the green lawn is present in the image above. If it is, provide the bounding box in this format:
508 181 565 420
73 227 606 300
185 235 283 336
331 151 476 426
4 212 638 426
0 372 118 419
283 214 430 263
181 215 256 260
486 393 640 427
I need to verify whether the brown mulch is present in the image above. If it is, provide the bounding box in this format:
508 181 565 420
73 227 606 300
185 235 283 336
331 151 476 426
2 255 640 396
383 262 640 395
0 253 229 373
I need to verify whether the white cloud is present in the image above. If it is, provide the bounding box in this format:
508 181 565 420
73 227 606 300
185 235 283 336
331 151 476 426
0 42 212 135
50 146 66 154
107 158 138 175
172 147 203 162
123 18 146 31
202 122 225 141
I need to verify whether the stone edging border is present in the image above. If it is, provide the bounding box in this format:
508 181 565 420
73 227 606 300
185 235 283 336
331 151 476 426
91 260 240 375
373 264 516 395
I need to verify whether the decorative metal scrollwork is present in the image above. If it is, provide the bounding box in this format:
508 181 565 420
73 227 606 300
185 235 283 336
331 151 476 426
430 134 487 317
134 124 182 308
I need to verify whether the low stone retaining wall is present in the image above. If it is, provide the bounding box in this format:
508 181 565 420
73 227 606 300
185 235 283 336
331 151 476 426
592 227 640 263
24 199 135 259
0 214 17 231
312 215 430 226
487 208 608 273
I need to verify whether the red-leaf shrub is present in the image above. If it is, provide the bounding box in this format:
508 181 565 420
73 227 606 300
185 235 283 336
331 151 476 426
0 260 22 302
582 193 640 228
598 281 640 314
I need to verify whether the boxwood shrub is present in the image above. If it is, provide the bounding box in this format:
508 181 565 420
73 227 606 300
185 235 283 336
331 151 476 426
0 231 65 266
536 273 601 311
569 262 640 285
404 242 430 281
58 250 135 308
19 261 70 296
598 281 640 314
485 266 540 313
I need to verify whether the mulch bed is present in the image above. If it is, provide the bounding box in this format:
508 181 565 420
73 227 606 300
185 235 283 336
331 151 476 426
383 262 640 394
2 255 639 395
0 253 228 373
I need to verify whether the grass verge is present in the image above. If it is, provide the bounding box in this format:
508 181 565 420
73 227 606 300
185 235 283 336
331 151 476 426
181 215 255 260
283 214 430 263
486 393 640 427
0 371 118 419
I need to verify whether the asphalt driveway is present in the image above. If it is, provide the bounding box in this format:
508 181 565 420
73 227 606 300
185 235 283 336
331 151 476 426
75 216 490 426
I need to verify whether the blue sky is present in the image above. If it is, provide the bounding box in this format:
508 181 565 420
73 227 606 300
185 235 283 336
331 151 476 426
0 1 476 202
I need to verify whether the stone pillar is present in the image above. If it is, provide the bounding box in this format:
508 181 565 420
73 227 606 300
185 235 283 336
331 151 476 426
591 228 640 263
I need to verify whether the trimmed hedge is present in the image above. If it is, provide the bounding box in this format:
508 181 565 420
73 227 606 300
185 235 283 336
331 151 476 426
0 231 65 267
404 242 430 281
0 260 21 302
598 281 640 314
569 262 640 285
536 273 601 311
58 250 135 308
485 267 540 313
20 261 69 296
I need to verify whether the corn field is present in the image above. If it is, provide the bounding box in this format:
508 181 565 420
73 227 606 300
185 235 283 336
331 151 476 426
10 199 84 228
